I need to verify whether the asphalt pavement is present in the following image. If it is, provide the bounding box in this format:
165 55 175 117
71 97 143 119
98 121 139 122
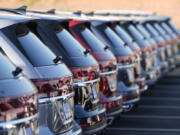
105 68 180 135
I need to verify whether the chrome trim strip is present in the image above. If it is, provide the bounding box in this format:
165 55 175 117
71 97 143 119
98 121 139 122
123 97 140 105
118 64 134 69
0 114 37 127
74 78 100 85
99 70 117 76
39 92 75 103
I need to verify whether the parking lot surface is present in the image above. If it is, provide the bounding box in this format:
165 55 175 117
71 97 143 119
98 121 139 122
106 68 180 135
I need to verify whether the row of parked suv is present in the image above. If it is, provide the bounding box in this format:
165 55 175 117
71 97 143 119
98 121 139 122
0 6 180 135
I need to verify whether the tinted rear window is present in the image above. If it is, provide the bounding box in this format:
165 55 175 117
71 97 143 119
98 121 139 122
17 32 56 67
161 22 173 34
0 53 15 79
16 24 56 67
145 23 159 37
114 25 133 43
56 26 86 57
136 24 151 38
104 26 125 48
128 25 144 40
168 21 180 35
153 23 166 35
80 27 105 51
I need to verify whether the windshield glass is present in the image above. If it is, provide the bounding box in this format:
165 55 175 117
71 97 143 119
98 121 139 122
17 32 56 67
104 26 125 48
136 24 151 38
128 25 144 40
0 53 16 79
145 23 159 37
56 28 86 57
81 27 105 51
114 25 133 43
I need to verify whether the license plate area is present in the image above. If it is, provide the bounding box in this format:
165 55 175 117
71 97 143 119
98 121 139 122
58 99 73 123
127 68 135 82
91 83 98 99
107 74 117 92
63 101 72 119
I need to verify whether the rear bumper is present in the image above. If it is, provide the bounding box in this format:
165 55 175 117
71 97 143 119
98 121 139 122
99 94 123 117
61 121 82 135
175 54 180 67
0 115 38 135
168 57 176 71
135 77 148 93
159 61 169 76
82 119 107 135
145 70 158 86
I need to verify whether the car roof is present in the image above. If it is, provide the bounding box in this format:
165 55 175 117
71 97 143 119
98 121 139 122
0 11 39 29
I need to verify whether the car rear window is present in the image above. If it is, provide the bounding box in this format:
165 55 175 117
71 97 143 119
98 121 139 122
16 24 56 67
127 25 144 40
168 21 180 35
161 22 173 34
145 23 159 37
104 26 125 48
80 27 105 51
136 24 151 38
55 25 86 57
153 23 166 35
0 53 16 79
113 25 133 43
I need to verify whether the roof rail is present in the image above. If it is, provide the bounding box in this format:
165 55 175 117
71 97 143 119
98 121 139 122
15 5 27 12
46 9 56 14
0 8 23 15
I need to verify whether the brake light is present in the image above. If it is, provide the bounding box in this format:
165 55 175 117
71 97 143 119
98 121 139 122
0 93 38 122
122 94 137 101
32 77 73 98
99 60 117 72
116 55 133 65
71 66 99 81
103 100 121 110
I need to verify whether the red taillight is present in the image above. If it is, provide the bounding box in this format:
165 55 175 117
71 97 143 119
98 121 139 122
71 66 99 81
103 100 121 110
99 60 117 72
32 77 72 98
0 94 37 122
123 94 137 101
116 55 133 65
80 115 104 128
157 41 165 47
